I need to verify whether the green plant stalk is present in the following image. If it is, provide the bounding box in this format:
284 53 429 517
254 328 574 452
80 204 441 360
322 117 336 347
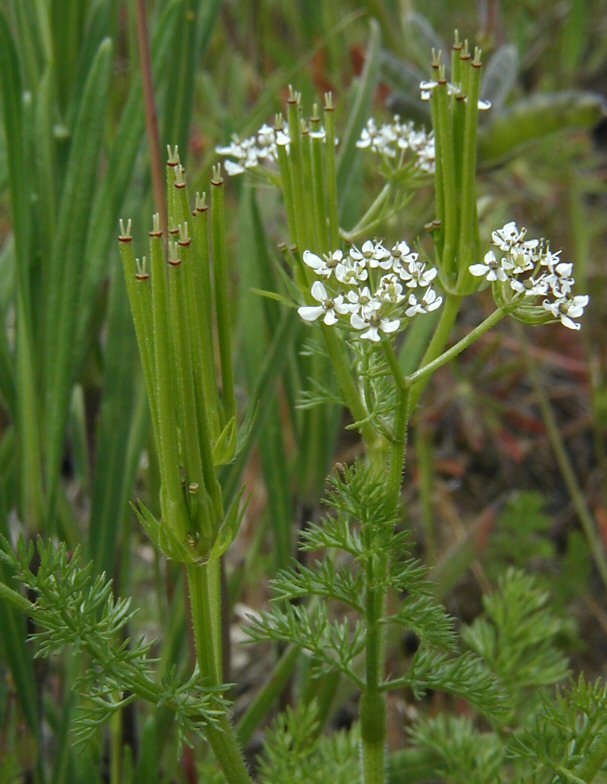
149 234 189 539
408 294 462 410
324 100 340 248
309 116 329 252
167 253 212 544
287 94 312 246
322 328 382 456
119 244 161 491
430 95 445 260
301 130 317 244
361 549 388 784
416 424 436 562
434 81 458 281
452 96 466 195
360 374 410 784
179 241 224 519
407 306 507 389
275 131 300 249
109 698 122 784
172 179 221 442
211 173 237 428
451 35 462 87
186 563 252 783
456 59 481 287
343 183 391 242
191 201 222 440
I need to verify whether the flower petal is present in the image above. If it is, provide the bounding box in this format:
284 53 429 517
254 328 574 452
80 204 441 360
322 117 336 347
303 251 324 271
298 306 324 322
310 280 328 302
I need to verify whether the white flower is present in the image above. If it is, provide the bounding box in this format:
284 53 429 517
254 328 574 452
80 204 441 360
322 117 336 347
350 310 400 342
302 249 344 279
376 274 405 304
390 241 418 266
399 259 438 288
539 246 562 268
357 117 435 173
510 274 550 297
469 250 509 282
404 288 442 318
491 221 530 251
335 257 368 285
346 286 380 315
502 250 535 276
224 160 246 176
275 130 290 147
298 281 350 326
350 240 391 269
542 295 588 330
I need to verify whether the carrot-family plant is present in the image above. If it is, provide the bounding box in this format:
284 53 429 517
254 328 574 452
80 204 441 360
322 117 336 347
1 19 606 784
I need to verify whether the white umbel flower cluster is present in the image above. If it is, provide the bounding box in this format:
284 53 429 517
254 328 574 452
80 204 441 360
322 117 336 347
216 124 290 176
356 116 435 174
470 221 589 330
298 240 443 342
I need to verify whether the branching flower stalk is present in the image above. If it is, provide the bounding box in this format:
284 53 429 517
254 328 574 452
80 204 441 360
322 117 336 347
118 153 251 783
217 34 589 784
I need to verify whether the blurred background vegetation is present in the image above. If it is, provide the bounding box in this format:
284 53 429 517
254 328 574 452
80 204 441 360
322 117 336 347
0 0 606 781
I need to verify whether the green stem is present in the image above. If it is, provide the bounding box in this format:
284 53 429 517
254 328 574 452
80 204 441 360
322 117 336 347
0 579 33 614
434 80 458 280
361 549 387 784
343 183 391 243
211 171 237 428
186 562 253 783
389 387 410 511
191 199 222 442
149 234 189 539
310 112 329 252
322 327 382 456
407 307 507 389
324 98 340 248
408 293 462 410
360 375 410 784
456 56 481 287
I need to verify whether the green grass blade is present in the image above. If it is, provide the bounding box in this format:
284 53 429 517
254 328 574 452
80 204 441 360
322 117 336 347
0 10 45 531
9 0 49 90
336 19 381 208
49 0 90 112
89 267 146 576
42 38 113 524
237 187 294 570
33 64 58 261
161 0 222 159
0 486 39 739
76 0 182 355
